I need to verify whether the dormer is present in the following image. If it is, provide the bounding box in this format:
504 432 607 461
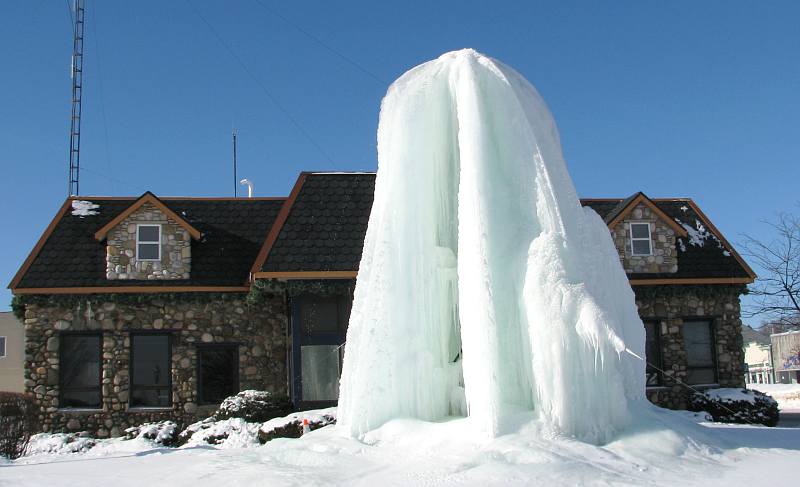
605 192 688 274
94 192 201 280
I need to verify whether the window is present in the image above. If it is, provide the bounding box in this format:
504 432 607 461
136 224 161 261
684 320 717 384
197 344 238 405
301 345 343 402
292 294 350 405
0 336 6 358
643 321 662 386
60 334 102 408
630 222 652 256
130 334 171 408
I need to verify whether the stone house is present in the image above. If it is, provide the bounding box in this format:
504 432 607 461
9 172 756 435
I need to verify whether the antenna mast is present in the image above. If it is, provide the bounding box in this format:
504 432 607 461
233 129 238 197
68 0 85 196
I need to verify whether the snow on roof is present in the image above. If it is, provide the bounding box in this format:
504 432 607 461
675 218 730 257
771 329 800 338
71 200 100 217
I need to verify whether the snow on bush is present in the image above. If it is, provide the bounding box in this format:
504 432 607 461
688 388 779 427
747 383 800 410
26 433 97 456
16 392 336 458
258 408 336 444
214 390 292 423
177 417 261 449
124 420 178 446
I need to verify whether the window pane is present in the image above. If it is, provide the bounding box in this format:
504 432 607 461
61 335 101 408
62 390 101 408
301 299 340 335
138 243 159 260
684 321 713 367
138 226 159 242
687 368 716 385
644 321 661 386
684 320 716 384
301 345 340 401
631 223 650 239
632 239 651 255
131 335 171 408
199 347 238 405
0 336 5 357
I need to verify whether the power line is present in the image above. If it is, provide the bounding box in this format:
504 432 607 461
185 0 336 167
64 0 74 33
80 165 149 194
90 0 115 196
251 0 387 86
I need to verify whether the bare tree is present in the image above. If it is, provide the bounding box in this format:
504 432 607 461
743 211 800 329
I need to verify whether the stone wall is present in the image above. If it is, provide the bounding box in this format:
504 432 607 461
635 285 746 409
22 292 288 437
611 203 678 274
105 202 191 280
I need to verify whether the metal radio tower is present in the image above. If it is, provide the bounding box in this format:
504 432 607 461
68 0 85 196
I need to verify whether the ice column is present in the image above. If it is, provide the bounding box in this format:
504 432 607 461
337 49 646 444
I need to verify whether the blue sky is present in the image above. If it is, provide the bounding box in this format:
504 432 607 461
2 1 798 313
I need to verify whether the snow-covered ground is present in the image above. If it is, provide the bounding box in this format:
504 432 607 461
747 383 800 411
4 407 800 486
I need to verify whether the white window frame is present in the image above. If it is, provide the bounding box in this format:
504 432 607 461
136 224 162 261
630 221 653 256
0 336 6 358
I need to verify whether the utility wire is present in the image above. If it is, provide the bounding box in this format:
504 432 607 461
251 0 387 86
65 0 74 33
90 0 115 195
185 0 336 167
80 165 149 194
624 348 763 426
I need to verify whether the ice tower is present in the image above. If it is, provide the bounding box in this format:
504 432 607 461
337 49 647 444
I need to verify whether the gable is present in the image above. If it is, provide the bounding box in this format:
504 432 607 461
605 193 688 238
104 201 192 280
95 192 201 241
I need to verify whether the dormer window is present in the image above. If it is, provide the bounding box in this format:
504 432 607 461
137 224 161 261
630 222 652 256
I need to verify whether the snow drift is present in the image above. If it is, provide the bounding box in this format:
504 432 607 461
337 49 646 444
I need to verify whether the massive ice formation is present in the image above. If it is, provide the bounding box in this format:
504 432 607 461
337 49 646 444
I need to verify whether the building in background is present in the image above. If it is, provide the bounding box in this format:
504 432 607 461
772 330 800 384
742 325 773 385
0 311 24 392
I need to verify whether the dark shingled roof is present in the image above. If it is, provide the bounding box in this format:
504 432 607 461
260 174 752 281
13 173 753 290
741 325 770 346
16 198 284 289
260 173 375 273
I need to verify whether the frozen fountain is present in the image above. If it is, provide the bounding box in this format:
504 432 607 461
338 49 647 444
